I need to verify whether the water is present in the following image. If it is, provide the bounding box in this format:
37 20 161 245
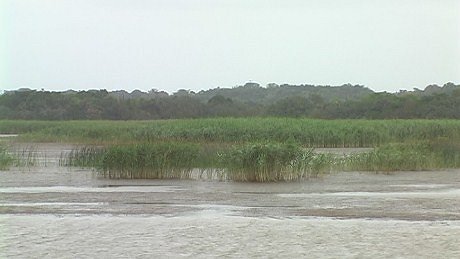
1 143 460 258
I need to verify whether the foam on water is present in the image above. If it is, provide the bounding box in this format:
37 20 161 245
278 189 460 198
0 186 183 193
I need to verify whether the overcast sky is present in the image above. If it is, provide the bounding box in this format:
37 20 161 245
1 0 459 93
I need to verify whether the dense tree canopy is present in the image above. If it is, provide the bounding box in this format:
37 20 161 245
1 83 459 120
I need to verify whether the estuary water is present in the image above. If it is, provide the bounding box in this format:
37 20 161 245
1 143 460 258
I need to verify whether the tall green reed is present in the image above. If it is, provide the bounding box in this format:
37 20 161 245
60 134 460 181
100 142 200 179
0 144 14 169
221 142 334 181
343 141 460 172
3 119 460 147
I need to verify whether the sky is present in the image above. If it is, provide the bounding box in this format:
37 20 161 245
1 0 459 93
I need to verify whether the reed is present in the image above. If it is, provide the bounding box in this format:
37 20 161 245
0 144 14 169
344 141 460 172
220 142 302 181
428 139 460 168
219 142 335 181
64 142 335 181
0 144 40 169
2 119 460 147
6 118 459 180
14 146 39 167
99 142 200 179
63 139 460 181
61 146 106 167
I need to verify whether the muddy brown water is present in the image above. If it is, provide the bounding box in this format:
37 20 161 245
1 143 460 258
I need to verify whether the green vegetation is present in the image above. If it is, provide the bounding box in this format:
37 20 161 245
0 144 14 169
1 118 460 147
62 142 334 181
63 139 460 181
222 142 304 181
63 146 106 168
344 141 460 172
13 146 38 167
1 82 459 120
222 143 333 181
2 119 459 181
0 144 38 169
100 143 200 179
1 81 458 179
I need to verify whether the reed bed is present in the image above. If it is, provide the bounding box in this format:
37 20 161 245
65 142 203 179
65 142 333 182
102 143 201 179
2 118 460 147
344 141 460 172
221 142 334 181
3 119 460 180
64 140 460 181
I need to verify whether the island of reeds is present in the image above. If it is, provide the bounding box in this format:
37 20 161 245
1 118 459 182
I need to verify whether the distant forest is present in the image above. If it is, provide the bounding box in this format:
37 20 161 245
1 82 459 120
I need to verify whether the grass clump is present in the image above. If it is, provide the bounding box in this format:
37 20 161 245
344 141 460 172
100 142 200 179
221 142 334 182
0 145 38 169
0 145 14 169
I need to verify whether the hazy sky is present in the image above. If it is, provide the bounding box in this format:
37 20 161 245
1 0 459 93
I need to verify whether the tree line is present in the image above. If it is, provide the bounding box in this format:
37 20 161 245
0 82 459 120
